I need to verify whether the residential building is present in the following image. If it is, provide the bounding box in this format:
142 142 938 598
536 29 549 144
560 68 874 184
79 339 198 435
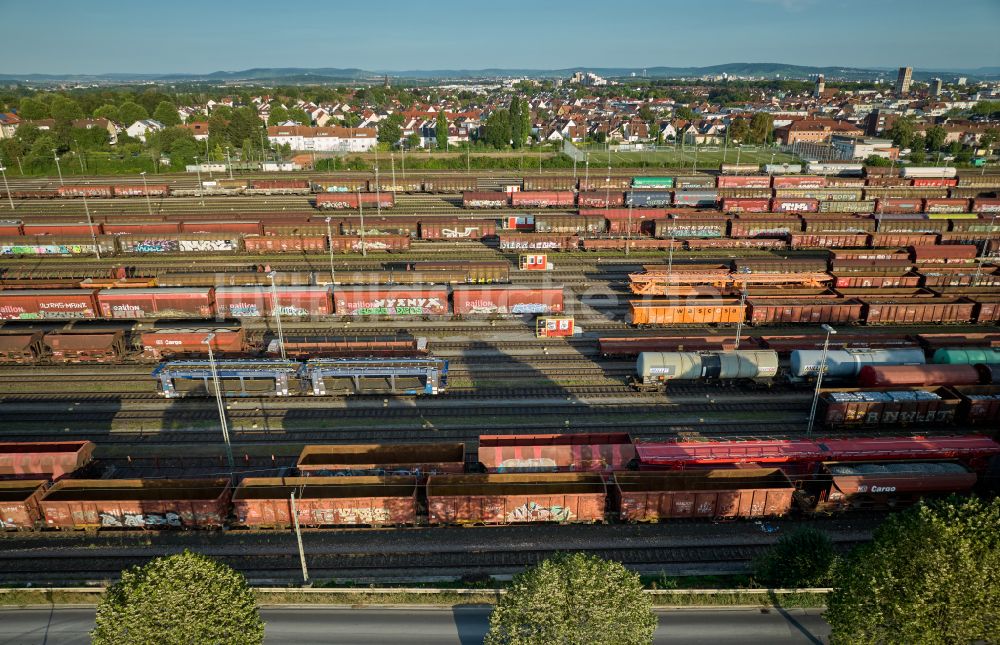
895 67 913 95
830 135 898 160
931 78 943 97
774 118 862 145
0 112 21 139
181 121 210 141
125 119 165 143
265 126 377 152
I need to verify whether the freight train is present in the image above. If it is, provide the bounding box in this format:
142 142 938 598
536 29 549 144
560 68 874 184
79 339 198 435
2 433 998 530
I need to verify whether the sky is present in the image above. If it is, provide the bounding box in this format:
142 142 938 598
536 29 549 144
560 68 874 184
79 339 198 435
1 0 998 75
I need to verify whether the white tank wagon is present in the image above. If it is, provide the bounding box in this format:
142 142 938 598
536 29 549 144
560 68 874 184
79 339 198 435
634 350 779 390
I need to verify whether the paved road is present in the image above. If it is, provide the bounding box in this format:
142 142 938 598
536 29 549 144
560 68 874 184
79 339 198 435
0 606 829 644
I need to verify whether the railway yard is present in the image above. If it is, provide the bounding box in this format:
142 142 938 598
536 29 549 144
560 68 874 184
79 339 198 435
1 165 999 584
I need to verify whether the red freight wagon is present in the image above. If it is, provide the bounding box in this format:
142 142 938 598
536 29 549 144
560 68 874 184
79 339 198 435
39 479 232 529
0 441 95 480
102 222 181 235
0 332 44 364
328 235 410 253
811 461 976 513
582 239 678 251
748 299 864 325
912 178 959 187
22 223 102 236
44 331 125 363
772 176 827 188
250 179 310 190
578 191 626 208
498 234 578 251
478 433 636 473
834 274 921 289
580 208 661 235
790 234 869 248
215 286 331 317
333 286 449 317
452 285 564 315
510 191 576 208
97 288 214 319
262 223 328 236
685 238 788 250
722 198 771 213
419 218 497 240
910 245 978 264
0 220 23 236
862 298 976 324
858 365 985 388
180 221 262 235
140 329 246 360
233 476 418 528
0 289 98 320
243 235 327 253
613 470 795 521
972 199 1000 214
717 176 771 188
729 218 799 238
0 480 47 529
315 192 395 209
462 192 509 208
923 198 971 213
877 198 924 214
772 198 820 213
339 217 418 237
426 473 606 524
57 185 114 198
112 184 170 197
297 443 465 475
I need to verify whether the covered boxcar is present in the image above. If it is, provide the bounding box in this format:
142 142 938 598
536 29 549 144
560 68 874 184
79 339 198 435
333 286 449 316
426 473 606 524
452 285 564 315
96 288 214 319
0 290 99 320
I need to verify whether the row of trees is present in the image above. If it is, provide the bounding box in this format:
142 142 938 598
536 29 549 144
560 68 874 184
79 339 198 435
888 116 997 164
482 97 532 149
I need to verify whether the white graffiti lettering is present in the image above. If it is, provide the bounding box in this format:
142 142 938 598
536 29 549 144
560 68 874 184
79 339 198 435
506 501 574 523
497 458 557 472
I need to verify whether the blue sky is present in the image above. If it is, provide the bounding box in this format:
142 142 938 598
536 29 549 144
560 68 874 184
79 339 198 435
1 0 997 74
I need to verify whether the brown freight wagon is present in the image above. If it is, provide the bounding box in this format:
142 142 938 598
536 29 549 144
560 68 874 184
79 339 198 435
522 176 578 191
273 335 427 358
833 274 921 289
296 443 465 476
819 387 961 427
909 245 978 264
426 473 606 524
328 235 410 253
405 261 510 283
598 336 740 357
869 233 939 247
419 218 497 240
630 299 746 326
420 175 479 192
498 234 579 251
244 235 327 253
613 469 795 521
949 385 1000 425
579 176 632 191
461 192 509 209
0 480 48 530
44 331 126 363
969 295 1000 323
478 433 636 473
39 478 232 529
809 461 976 514
0 441 95 480
918 269 1000 289
875 217 948 234
578 191 626 208
139 329 247 360
729 218 800 238
583 239 679 252
733 258 830 273
748 299 864 326
790 234 869 248
685 238 788 250
802 217 876 233
831 259 916 274
0 332 44 364
831 249 911 261
861 297 976 325
0 289 99 320
233 476 419 528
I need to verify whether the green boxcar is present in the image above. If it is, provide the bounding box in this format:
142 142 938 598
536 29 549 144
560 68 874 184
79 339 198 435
932 348 1000 365
632 176 675 189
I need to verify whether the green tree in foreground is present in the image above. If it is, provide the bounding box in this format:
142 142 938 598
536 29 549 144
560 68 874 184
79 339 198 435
863 154 892 167
92 550 264 645
753 527 836 587
436 111 449 149
826 496 1000 645
485 552 656 645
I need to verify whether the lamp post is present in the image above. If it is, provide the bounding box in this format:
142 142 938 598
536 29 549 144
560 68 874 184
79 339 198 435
139 171 153 217
325 217 336 285
82 184 99 260
972 214 998 286
625 195 632 257
734 287 748 349
226 147 234 180
806 324 837 436
0 166 13 210
52 150 64 186
289 490 310 584
204 333 236 479
193 156 204 206
357 187 367 257
267 271 286 360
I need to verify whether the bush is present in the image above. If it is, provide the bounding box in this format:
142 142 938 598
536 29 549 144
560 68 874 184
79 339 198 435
753 527 835 588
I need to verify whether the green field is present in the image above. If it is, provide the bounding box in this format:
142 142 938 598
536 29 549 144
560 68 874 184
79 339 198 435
573 145 801 170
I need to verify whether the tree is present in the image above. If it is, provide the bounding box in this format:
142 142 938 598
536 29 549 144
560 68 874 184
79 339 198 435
887 117 915 149
49 96 83 124
406 132 421 149
863 154 892 167
484 109 511 149
753 527 835 588
510 98 524 149
435 111 449 150
485 553 656 645
826 496 1000 645
118 101 149 126
925 125 947 152
17 97 49 120
674 105 695 121
727 118 750 143
152 100 181 126
979 128 999 152
910 134 927 163
92 550 264 645
268 106 289 126
93 104 121 124
287 107 312 125
377 113 404 146
749 113 774 144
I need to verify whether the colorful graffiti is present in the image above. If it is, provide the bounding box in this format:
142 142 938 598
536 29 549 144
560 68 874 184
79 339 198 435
506 501 574 523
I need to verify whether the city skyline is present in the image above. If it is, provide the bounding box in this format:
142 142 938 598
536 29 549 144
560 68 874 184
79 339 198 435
1 0 997 75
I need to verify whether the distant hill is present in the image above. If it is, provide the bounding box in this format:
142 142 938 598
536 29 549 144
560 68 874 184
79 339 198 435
1 63 996 84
